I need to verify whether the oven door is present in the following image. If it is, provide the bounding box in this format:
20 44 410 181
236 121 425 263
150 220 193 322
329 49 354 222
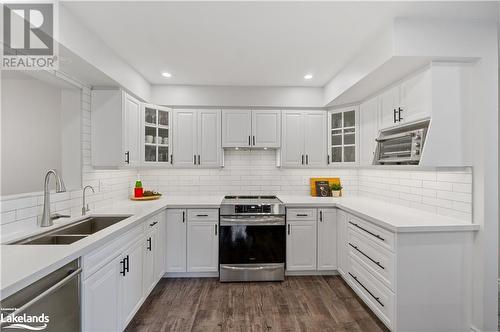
219 216 285 281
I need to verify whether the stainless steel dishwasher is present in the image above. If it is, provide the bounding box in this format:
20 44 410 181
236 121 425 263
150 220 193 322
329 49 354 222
0 259 81 331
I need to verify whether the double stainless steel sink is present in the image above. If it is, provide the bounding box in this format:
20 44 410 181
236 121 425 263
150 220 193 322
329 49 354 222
12 216 130 245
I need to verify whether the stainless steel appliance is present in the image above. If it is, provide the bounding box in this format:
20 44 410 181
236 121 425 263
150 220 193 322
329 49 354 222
373 120 429 165
219 195 286 282
0 259 81 331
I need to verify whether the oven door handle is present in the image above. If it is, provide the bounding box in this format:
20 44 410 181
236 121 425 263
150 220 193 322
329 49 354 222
220 264 283 271
220 217 285 226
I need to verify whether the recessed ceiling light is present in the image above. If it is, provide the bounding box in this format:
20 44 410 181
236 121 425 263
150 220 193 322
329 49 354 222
304 74 313 80
161 72 172 78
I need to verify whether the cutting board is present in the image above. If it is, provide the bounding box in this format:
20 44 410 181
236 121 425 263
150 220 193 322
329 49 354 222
130 195 162 201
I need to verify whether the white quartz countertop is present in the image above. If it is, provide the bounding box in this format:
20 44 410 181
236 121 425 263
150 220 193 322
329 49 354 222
1 194 476 299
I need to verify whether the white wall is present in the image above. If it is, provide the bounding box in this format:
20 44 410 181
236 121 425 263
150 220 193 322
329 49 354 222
1 74 63 195
151 85 324 108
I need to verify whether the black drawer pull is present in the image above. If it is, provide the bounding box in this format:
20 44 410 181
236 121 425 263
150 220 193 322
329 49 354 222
348 272 384 307
296 214 308 217
120 259 126 276
349 221 385 242
125 255 130 273
149 221 158 227
196 214 209 217
349 243 385 270
147 237 152 251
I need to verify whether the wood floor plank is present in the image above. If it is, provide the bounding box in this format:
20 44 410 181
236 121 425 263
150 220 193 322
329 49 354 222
126 276 389 332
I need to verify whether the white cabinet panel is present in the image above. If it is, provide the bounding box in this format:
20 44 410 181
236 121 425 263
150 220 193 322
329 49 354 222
359 97 379 166
317 209 337 271
304 111 327 167
336 210 348 277
252 110 281 148
222 109 252 147
400 69 431 123
173 111 197 167
379 85 400 129
82 256 121 332
124 93 141 167
166 209 187 272
281 111 305 167
187 221 218 272
286 220 317 271
143 231 155 296
154 214 166 280
121 238 144 329
197 109 221 167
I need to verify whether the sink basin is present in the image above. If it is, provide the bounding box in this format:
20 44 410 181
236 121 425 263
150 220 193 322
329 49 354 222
11 215 131 245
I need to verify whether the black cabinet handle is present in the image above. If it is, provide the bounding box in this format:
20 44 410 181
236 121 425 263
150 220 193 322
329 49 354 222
193 155 196 165
253 136 255 146
196 214 208 217
301 155 304 165
147 237 152 251
393 109 397 123
398 107 403 122
149 221 158 227
319 211 323 222
125 151 130 164
182 211 185 223
349 221 385 242
327 154 330 165
120 258 126 276
287 224 291 235
125 255 130 273
248 136 251 146
349 243 385 269
296 214 308 217
197 155 200 165
214 224 218 235
170 154 173 164
306 155 309 165
349 272 384 307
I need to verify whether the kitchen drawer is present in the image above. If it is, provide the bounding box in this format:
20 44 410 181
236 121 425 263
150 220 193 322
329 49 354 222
287 208 317 221
348 256 394 330
348 214 395 252
82 223 144 279
187 209 219 222
145 212 162 231
348 230 395 291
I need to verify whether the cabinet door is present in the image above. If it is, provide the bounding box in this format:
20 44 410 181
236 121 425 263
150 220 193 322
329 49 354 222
143 231 155 296
166 209 187 272
304 111 327 167
121 238 144 329
337 210 348 277
154 214 166 280
124 93 141 167
252 110 281 148
317 209 337 271
286 220 317 271
187 221 218 272
359 97 379 166
222 109 252 147
173 110 197 167
281 111 305 167
197 109 221 167
400 69 431 123
82 256 121 332
379 85 400 129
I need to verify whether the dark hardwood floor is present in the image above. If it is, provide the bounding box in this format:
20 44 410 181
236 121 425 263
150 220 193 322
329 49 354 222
126 276 389 332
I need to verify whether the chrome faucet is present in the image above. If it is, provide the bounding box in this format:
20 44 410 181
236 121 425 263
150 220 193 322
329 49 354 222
82 185 95 216
39 169 69 227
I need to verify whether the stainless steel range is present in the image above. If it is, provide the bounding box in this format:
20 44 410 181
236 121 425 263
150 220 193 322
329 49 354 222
219 195 286 282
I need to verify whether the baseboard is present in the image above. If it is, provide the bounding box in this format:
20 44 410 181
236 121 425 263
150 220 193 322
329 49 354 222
164 271 219 278
285 270 339 276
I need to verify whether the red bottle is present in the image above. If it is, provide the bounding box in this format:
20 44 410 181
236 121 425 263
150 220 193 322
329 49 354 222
134 187 143 198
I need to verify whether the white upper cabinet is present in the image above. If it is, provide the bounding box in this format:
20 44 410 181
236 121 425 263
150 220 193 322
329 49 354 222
379 68 431 129
222 109 281 148
91 90 141 168
142 104 172 166
327 107 358 165
359 97 379 166
281 110 326 167
173 109 221 167
251 110 281 148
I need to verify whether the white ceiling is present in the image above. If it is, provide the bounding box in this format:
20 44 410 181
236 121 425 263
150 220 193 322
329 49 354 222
63 1 497 87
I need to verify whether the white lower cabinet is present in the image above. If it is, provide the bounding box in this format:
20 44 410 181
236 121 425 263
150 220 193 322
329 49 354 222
143 216 163 296
187 221 218 272
286 219 317 271
336 210 348 277
317 209 337 270
165 209 187 272
121 238 144 329
166 208 219 273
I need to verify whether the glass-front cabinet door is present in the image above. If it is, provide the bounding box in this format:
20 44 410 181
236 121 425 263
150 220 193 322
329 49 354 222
328 107 359 165
143 104 172 166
